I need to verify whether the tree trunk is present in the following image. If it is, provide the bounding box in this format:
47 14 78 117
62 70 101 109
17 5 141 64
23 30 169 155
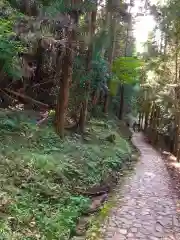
154 106 160 144
174 116 179 157
103 93 109 114
176 120 180 161
118 84 124 120
138 112 141 126
92 90 98 105
55 0 81 137
79 47 92 133
34 39 43 84
79 100 88 133
79 7 97 133
141 112 145 130
108 14 117 64
55 29 73 138
118 8 131 121
149 103 155 129
144 112 149 131
144 103 151 131
174 38 179 159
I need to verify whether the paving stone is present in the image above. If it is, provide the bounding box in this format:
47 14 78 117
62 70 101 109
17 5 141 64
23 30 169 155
134 223 142 228
127 232 134 237
130 227 138 233
173 216 179 227
155 222 164 232
113 233 126 240
100 133 180 240
149 237 159 240
119 229 127 235
135 232 147 238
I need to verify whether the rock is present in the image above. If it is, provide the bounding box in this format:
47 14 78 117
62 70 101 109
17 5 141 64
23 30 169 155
131 227 138 233
131 154 139 161
162 151 171 156
119 229 127 235
127 233 134 237
168 155 177 162
155 222 163 232
81 184 109 196
88 194 108 213
75 216 91 236
72 237 85 240
114 234 126 240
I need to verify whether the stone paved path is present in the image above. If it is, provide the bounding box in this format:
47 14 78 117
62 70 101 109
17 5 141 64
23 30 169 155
102 133 180 240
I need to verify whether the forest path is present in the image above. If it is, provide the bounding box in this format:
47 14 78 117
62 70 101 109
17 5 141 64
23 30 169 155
101 133 180 240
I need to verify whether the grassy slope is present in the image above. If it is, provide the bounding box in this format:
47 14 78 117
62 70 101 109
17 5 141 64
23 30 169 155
0 110 131 239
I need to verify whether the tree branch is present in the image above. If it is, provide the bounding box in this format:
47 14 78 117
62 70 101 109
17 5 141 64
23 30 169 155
4 88 49 108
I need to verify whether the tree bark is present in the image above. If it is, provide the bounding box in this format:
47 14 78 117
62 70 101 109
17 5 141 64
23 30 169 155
173 37 179 159
34 39 43 84
79 7 97 133
103 93 109 114
54 0 81 137
144 103 151 131
118 84 124 120
138 112 141 126
55 29 73 138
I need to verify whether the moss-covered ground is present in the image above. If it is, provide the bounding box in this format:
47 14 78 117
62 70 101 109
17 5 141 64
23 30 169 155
0 110 132 239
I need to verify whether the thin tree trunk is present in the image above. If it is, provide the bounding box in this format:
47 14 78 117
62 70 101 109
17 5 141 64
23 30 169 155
103 93 109 114
176 118 180 160
79 48 92 133
144 103 151 131
174 38 179 158
34 39 43 84
79 6 97 133
149 103 155 129
92 90 98 105
154 106 160 144
140 112 144 130
108 14 117 64
55 26 73 138
118 84 124 120
55 0 80 137
118 9 132 121
138 112 141 126
151 105 157 143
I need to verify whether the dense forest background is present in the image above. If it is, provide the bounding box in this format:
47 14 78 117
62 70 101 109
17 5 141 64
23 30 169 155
0 0 141 136
0 1 142 239
138 0 180 162
1 0 180 239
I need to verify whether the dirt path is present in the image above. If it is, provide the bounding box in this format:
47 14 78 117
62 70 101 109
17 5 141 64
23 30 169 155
101 133 180 240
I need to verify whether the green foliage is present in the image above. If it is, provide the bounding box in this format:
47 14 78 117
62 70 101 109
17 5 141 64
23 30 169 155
74 53 111 91
109 57 143 116
0 111 132 239
91 55 111 89
7 194 90 239
112 57 143 84
42 0 96 16
0 1 25 78
109 75 120 96
42 0 68 16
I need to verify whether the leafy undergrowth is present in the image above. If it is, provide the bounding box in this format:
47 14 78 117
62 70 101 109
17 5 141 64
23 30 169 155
0 110 131 239
84 145 140 240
